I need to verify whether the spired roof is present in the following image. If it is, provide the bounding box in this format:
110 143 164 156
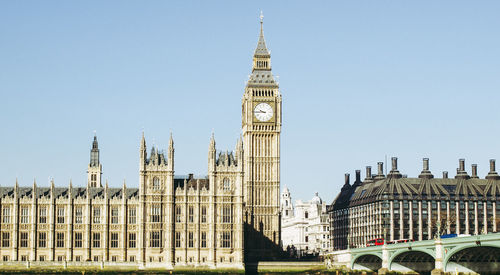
254 11 270 57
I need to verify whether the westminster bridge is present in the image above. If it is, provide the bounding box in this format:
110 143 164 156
327 232 500 274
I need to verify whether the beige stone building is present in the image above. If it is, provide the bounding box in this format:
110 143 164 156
0 17 281 268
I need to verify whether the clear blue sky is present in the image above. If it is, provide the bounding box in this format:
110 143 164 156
1 1 499 203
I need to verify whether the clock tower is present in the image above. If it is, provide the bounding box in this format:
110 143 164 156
242 14 282 257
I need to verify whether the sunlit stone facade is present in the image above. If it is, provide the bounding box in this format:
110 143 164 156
0 18 282 268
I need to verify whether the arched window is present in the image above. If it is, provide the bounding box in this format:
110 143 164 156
223 178 230 191
305 211 309 219
153 177 160 189
285 201 288 206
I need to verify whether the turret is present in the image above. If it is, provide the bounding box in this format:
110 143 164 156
168 133 174 171
208 133 216 171
87 134 102 188
140 132 147 166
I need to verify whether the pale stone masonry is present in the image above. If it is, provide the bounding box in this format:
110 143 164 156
0 17 282 268
328 157 500 250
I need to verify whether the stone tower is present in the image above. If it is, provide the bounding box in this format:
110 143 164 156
281 186 293 219
87 134 102 188
242 14 282 258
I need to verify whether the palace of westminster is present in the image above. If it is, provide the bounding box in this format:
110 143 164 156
0 18 282 268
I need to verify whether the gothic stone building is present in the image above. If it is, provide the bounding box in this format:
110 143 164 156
328 157 500 250
0 18 282 268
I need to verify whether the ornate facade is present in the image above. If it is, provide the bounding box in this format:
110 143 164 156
281 189 331 256
0 17 281 268
328 157 500 251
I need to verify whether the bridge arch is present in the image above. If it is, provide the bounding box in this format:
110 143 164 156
444 244 500 274
389 249 435 274
351 253 382 271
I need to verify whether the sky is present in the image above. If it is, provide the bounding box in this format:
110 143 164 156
1 1 500 203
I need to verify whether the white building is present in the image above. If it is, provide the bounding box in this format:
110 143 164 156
281 188 331 256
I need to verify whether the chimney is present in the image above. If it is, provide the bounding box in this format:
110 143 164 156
391 157 398 171
419 158 434 179
423 158 429 171
344 173 350 187
486 159 500 180
365 166 372 181
459 159 465 172
374 162 385 180
443 171 448 179
456 159 469 179
355 170 361 183
471 164 478 178
388 157 402 178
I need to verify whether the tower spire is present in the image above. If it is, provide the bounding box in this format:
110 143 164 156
254 11 270 58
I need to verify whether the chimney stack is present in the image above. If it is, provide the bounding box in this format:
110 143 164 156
456 159 469 179
486 159 500 180
345 173 350 186
355 170 361 183
374 162 385 180
443 171 448 179
471 164 478 178
459 159 465 172
423 158 429 171
419 158 434 179
365 166 372 181
391 157 398 171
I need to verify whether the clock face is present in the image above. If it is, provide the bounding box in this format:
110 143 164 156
254 103 273 122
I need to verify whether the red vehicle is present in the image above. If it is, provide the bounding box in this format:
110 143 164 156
366 238 384 246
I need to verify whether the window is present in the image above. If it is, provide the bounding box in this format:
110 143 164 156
201 206 207 223
305 211 309 219
188 206 194 223
2 255 9 261
75 256 81 262
150 231 160 248
20 207 29 224
201 232 207 248
128 233 136 248
305 236 309 242
175 232 181 248
57 207 65 224
38 232 46 248
39 255 45 261
112 256 117 262
221 231 231 248
128 207 136 224
175 206 182 223
111 208 119 224
2 206 10 224
93 207 100 223
56 232 64 248
93 233 100 248
20 255 27 261
20 232 28 247
222 205 231 223
93 256 99 262
153 177 160 189
2 232 10 247
223 178 230 191
75 207 83 224
188 231 194 248
58 255 65 262
74 232 82 248
37 207 46 224
151 205 161 223
111 233 119 248
129 256 135 262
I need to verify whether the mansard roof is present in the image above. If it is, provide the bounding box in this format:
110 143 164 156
330 158 500 210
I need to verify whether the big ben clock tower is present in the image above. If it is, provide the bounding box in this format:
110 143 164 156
242 13 282 257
